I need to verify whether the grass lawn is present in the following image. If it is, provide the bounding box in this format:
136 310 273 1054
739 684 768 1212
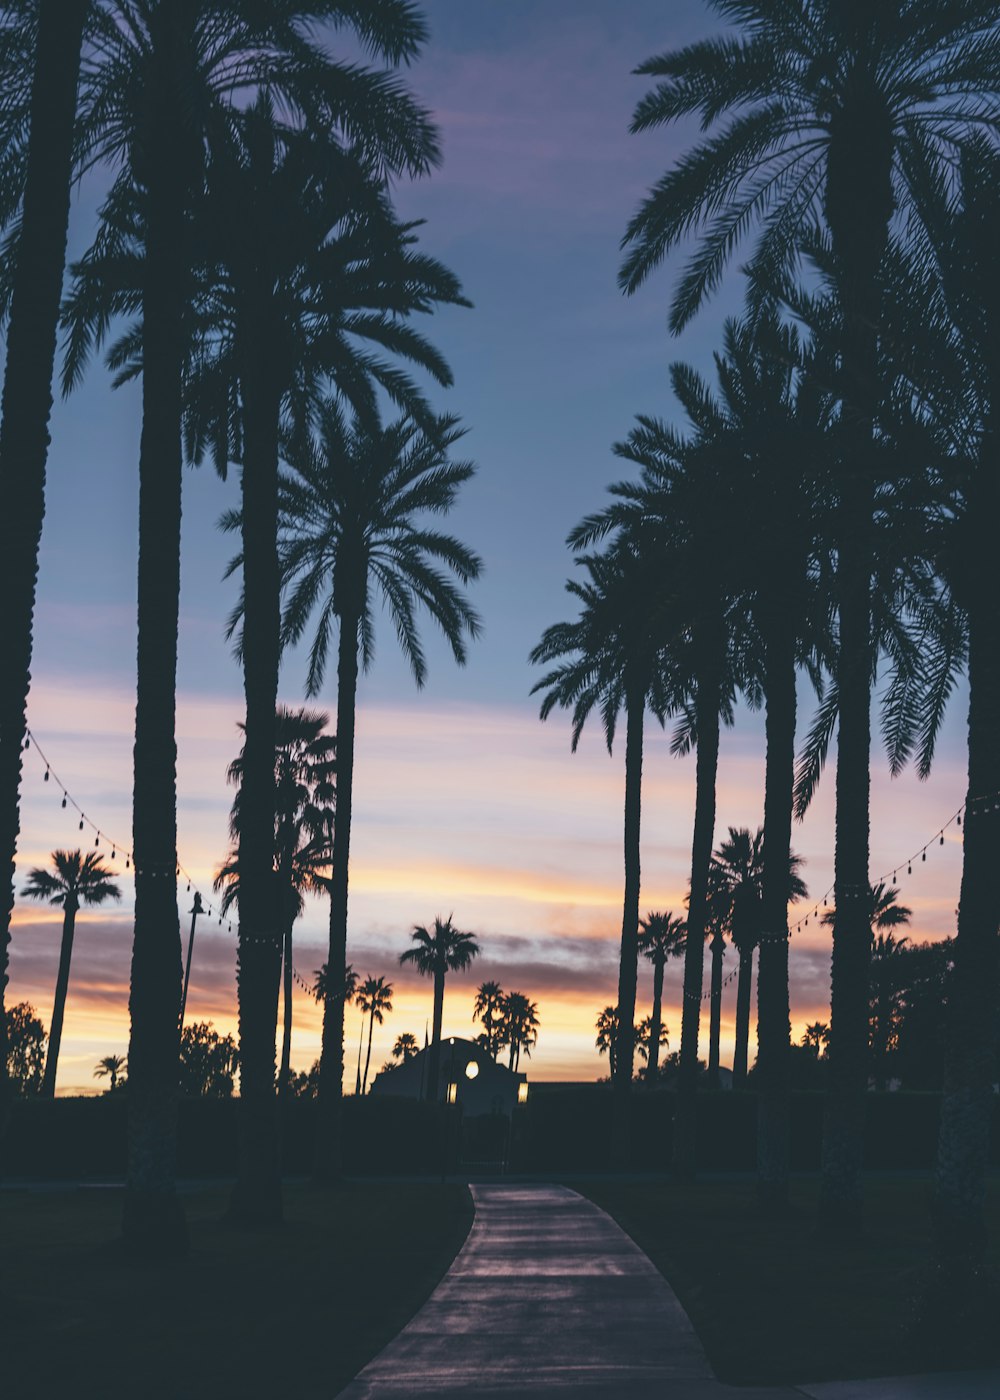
581 1171 1000 1386
0 1179 472 1399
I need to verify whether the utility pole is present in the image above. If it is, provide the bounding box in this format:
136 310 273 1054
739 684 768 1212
179 891 204 1032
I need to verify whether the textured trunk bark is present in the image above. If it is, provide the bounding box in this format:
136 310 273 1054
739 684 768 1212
648 955 665 1085
41 897 78 1098
756 607 796 1211
820 57 892 1224
934 463 1000 1278
707 933 724 1084
231 307 282 1225
673 642 721 1176
123 64 188 1257
612 685 644 1167
427 967 446 1102
0 0 85 1126
732 949 754 1087
315 613 359 1180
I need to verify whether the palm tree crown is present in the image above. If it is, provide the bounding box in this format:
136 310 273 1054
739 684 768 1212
21 849 121 910
400 916 480 980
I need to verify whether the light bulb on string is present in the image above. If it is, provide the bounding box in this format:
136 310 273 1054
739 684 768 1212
922 850 926 862
61 796 66 809
957 813 962 827
79 818 84 831
907 863 912 875
44 768 49 782
94 834 99 848
940 834 944 845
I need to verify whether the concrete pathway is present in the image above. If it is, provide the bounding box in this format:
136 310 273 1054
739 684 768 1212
335 1183 1000 1400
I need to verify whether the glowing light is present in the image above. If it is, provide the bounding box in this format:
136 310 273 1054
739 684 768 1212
518 1082 529 1104
446 1082 458 1105
465 1060 479 1080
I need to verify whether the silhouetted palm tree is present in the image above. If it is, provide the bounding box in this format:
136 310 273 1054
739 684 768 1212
500 992 539 1072
357 975 393 1096
21 850 120 1097
802 1023 830 1059
709 828 807 1089
392 1032 418 1063
399 916 479 1101
532 530 674 1165
820 881 913 934
95 1053 127 1092
222 707 335 1101
620 0 1000 1223
472 980 504 1060
279 404 481 1170
0 4 86 1112
595 1006 623 1080
313 962 359 1010
637 912 685 1086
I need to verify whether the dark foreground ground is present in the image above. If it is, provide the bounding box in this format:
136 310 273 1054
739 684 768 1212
582 1172 1000 1385
0 1181 473 1400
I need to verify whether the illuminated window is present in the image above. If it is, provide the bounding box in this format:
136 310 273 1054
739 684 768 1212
446 1082 458 1105
517 1082 529 1104
465 1060 479 1080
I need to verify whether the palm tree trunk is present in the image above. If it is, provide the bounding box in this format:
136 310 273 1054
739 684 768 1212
278 914 293 1101
707 934 724 1085
362 1008 375 1095
756 607 796 1211
41 897 78 1098
123 64 189 1257
427 967 446 1102
315 610 359 1179
648 954 665 1086
732 949 754 1087
231 315 283 1224
0 0 86 1126
612 683 644 1167
934 466 1000 1287
820 68 892 1225
674 647 721 1177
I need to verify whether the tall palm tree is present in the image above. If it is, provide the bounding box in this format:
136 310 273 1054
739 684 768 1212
573 411 749 1175
399 915 479 1102
500 992 539 1073
620 0 1000 1222
20 850 121 1097
709 828 808 1088
472 980 504 1060
0 2 87 1119
532 529 675 1166
278 403 481 1173
357 974 392 1095
222 707 335 1101
637 912 685 1086
879 136 1000 1281
313 961 359 1010
595 1006 623 1080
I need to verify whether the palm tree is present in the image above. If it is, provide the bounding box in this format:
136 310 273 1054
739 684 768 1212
400 916 479 1101
709 828 808 1088
222 707 335 1101
313 962 359 1010
0 3 87 1115
59 0 422 1252
500 992 539 1073
95 1053 127 1092
868 931 910 1091
357 975 393 1096
802 1023 830 1059
637 912 685 1086
392 1032 418 1063
620 0 1000 1222
278 404 481 1172
595 1006 623 1080
21 851 121 1097
636 1016 669 1075
532 529 675 1166
472 981 505 1060
820 881 913 933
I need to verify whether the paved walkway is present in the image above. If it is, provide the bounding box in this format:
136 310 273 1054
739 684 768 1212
335 1184 1000 1399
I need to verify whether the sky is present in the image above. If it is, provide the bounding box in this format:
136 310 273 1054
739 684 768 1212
8 0 970 1094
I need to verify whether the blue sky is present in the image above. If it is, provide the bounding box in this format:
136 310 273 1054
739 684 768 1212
10 1 971 1091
